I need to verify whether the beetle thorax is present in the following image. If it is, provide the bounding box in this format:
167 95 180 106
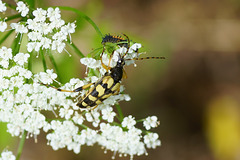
110 65 123 82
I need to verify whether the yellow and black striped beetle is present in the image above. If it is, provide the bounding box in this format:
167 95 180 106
40 34 165 110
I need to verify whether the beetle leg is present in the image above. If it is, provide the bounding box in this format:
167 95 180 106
122 33 130 57
90 104 99 111
107 52 114 72
100 48 109 71
100 49 115 72
114 88 120 95
39 82 94 92
122 69 127 79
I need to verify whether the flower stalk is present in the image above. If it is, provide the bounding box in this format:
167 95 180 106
16 131 26 160
0 29 14 46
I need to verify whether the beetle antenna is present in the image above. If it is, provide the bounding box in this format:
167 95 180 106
125 56 165 61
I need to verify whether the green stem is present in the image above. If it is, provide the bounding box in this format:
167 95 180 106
115 104 124 122
136 119 145 123
111 121 122 127
11 33 22 56
87 68 97 77
67 40 85 58
28 51 32 72
47 49 61 82
16 131 26 160
40 49 47 72
79 124 88 129
24 0 35 9
0 30 14 46
5 14 22 22
5 3 16 10
57 6 103 37
88 46 103 59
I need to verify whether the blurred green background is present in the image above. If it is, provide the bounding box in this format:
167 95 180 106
2 0 240 159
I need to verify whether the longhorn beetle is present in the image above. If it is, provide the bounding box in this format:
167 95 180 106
40 34 165 110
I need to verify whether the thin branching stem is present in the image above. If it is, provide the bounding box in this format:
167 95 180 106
0 30 14 46
40 49 47 72
28 51 32 72
115 104 124 122
5 14 22 22
66 40 85 58
16 131 26 160
57 6 103 37
47 49 61 82
11 33 22 56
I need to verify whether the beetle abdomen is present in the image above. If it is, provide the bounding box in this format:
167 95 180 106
77 76 121 108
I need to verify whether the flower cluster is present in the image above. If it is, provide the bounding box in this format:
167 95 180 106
26 7 76 53
0 45 161 159
2 0 76 54
16 1 29 17
0 1 161 159
0 150 15 160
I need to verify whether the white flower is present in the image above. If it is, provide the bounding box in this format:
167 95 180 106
34 69 57 84
47 7 61 21
50 18 65 29
27 42 42 52
143 133 161 149
13 53 30 66
92 112 101 127
115 47 127 57
123 94 131 101
26 19 40 30
40 37 52 49
52 40 66 53
27 31 42 41
80 58 101 69
0 46 12 60
17 67 32 79
91 76 99 82
32 8 47 22
98 123 147 158
101 106 116 123
101 53 118 68
81 128 97 146
72 112 85 125
59 107 74 119
10 23 28 34
23 7 75 54
46 69 57 79
129 43 142 53
38 22 53 35
9 76 24 89
122 115 136 129
85 112 94 122
16 1 29 17
0 150 16 160
0 21 7 32
143 116 160 130
0 78 10 90
0 1 7 12
47 120 79 151
61 22 76 34
24 111 46 135
52 31 67 41
0 59 9 68
68 78 85 92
